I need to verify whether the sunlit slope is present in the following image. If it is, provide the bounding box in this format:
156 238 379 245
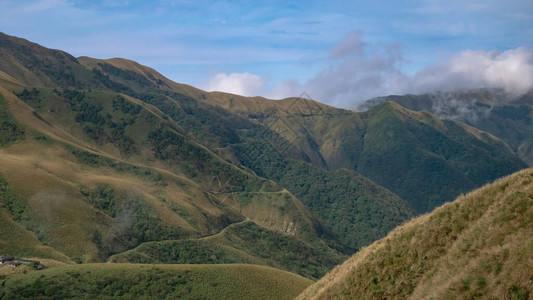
297 167 533 299
0 263 312 300
0 90 347 273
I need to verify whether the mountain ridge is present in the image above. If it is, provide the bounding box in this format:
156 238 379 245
360 89 533 165
297 166 533 299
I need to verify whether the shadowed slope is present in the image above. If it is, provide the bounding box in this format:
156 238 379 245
210 89 525 214
361 89 533 165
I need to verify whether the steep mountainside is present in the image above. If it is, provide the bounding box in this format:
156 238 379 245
207 91 525 214
0 33 352 278
1 31 530 298
297 167 533 299
0 31 419 257
360 89 533 165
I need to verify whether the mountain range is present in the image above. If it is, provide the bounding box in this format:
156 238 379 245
0 32 531 298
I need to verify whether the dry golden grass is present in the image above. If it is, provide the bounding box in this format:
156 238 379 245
0 140 215 260
297 167 533 300
0 207 73 263
0 82 326 267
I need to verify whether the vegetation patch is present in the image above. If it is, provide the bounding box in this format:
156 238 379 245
80 184 118 218
0 175 29 224
112 221 344 279
0 94 25 147
67 146 165 185
235 140 413 250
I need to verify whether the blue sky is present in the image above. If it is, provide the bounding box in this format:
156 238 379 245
1 0 532 107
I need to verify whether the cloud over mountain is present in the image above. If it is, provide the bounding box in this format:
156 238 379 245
401 47 533 97
269 32 533 108
203 72 265 96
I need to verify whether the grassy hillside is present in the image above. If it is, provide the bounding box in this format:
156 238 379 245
74 38 522 239
297 167 533 299
0 263 312 300
0 93 339 272
0 31 417 259
0 31 351 281
0 32 105 89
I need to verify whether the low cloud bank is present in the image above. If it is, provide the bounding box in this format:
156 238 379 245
204 32 533 108
401 47 533 98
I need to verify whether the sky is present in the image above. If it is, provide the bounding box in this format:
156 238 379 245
1 0 532 107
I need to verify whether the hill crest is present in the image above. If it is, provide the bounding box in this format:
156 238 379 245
297 167 533 299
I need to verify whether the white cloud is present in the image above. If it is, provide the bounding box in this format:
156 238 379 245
268 31 405 106
269 32 533 108
268 79 302 100
203 72 265 96
404 47 533 97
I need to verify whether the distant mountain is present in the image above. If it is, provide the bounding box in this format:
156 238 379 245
297 167 533 299
359 88 533 165
210 92 525 214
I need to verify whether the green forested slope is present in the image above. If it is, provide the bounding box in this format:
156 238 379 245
212 92 525 214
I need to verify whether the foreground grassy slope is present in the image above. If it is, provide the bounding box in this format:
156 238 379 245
298 167 533 299
0 263 312 300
